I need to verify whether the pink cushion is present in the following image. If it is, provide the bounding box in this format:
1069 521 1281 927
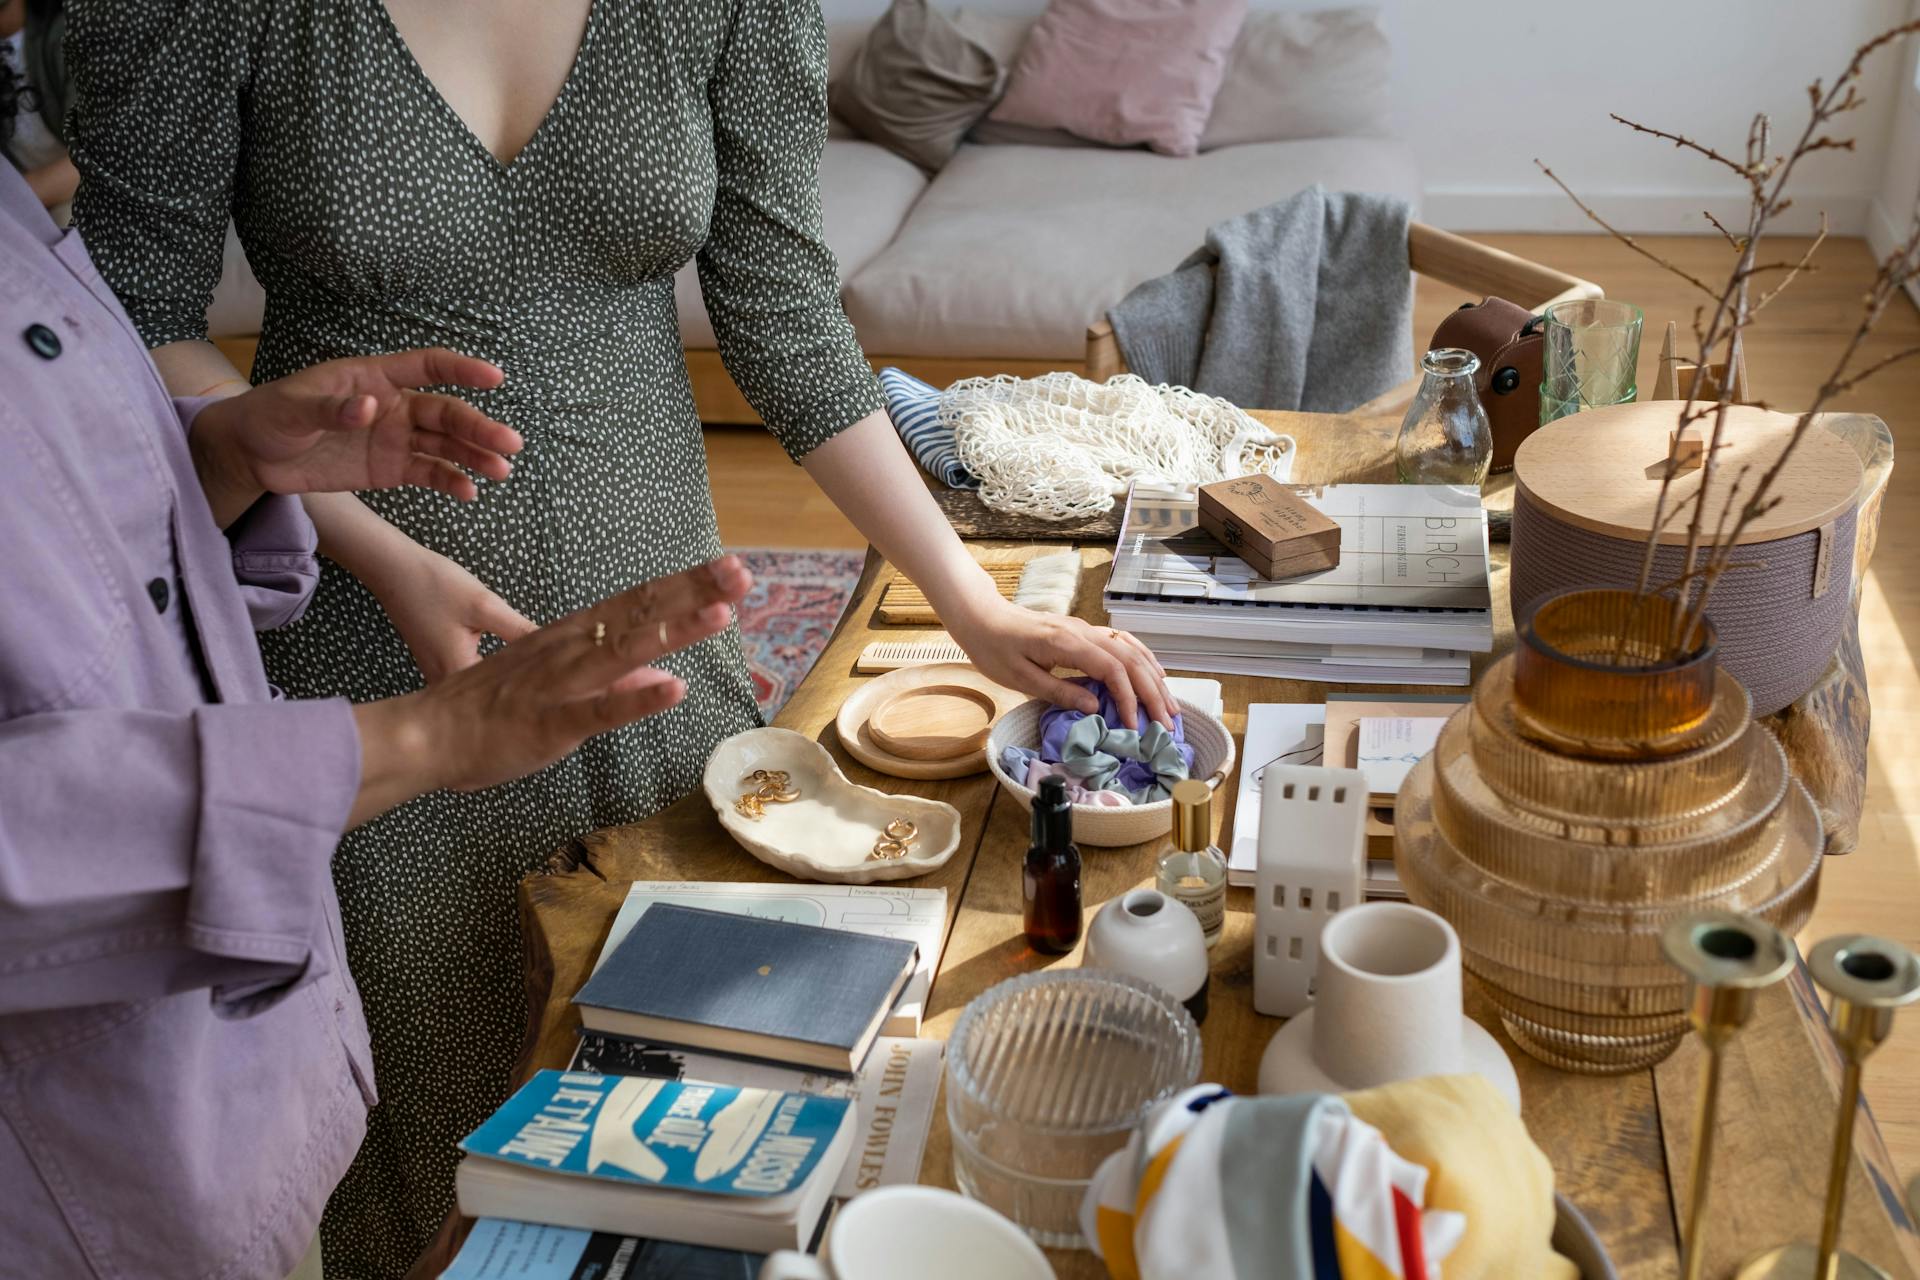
985 0 1249 157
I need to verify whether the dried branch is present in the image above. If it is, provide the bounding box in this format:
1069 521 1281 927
1550 19 1920 658
1610 113 1757 184
1751 214 1829 313
1535 161 1723 298
1703 210 1745 250
1828 343 1920 396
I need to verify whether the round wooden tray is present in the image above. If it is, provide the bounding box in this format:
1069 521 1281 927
836 663 1026 780
1513 402 1863 546
868 683 998 760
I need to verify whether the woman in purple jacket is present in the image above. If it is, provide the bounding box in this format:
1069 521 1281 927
0 148 751 1278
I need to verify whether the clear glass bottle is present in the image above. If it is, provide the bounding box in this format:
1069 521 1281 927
1158 780 1227 948
1396 348 1493 486
1023 777 1083 955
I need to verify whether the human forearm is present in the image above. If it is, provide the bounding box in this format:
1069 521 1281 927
800 412 999 613
348 695 448 827
801 412 1174 728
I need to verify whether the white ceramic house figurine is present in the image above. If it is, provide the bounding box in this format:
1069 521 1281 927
1257 901 1521 1111
1084 889 1211 1023
1253 763 1369 1017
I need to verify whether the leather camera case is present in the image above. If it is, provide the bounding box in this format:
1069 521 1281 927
1428 296 1542 472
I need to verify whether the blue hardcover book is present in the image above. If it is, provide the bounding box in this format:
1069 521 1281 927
456 1071 854 1253
572 903 919 1073
441 1219 761 1280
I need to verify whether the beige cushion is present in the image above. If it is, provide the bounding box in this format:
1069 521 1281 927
675 139 928 349
841 136 1420 358
1201 6 1390 148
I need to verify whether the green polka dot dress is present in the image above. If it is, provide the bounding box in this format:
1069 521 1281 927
67 2 882 1275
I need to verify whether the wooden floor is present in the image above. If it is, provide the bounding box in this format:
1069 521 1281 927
706 232 1920 1180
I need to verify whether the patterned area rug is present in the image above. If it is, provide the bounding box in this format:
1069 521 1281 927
730 548 866 718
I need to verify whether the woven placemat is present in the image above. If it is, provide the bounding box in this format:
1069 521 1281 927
928 486 1122 543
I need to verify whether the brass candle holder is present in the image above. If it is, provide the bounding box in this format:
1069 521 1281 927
1736 934 1920 1280
1660 911 1797 1280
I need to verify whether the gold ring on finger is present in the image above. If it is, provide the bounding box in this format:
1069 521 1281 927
658 620 670 649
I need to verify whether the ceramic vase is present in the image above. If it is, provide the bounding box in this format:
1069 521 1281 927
1084 889 1210 1024
1257 901 1520 1110
1395 587 1823 1073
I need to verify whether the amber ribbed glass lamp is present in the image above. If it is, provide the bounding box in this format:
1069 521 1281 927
1395 587 1824 1073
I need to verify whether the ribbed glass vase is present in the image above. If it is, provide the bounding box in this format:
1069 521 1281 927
1395 588 1824 1073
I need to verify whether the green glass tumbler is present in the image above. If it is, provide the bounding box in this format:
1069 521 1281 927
1540 299 1643 425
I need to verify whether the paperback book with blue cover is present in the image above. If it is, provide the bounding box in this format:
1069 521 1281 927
463 1070 847 1195
439 1219 760 1280
456 1071 854 1250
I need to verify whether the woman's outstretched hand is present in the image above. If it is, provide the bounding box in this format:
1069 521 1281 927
188 348 522 526
945 592 1176 731
348 556 753 825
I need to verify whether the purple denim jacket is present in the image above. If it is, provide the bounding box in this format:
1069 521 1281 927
0 166 371 1277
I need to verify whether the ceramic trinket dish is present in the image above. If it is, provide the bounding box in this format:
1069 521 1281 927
703 727 961 884
836 663 1026 780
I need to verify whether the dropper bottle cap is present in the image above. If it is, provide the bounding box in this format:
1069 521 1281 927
1171 779 1211 852
1032 775 1074 849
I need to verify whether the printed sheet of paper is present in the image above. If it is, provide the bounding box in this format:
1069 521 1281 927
1356 716 1447 803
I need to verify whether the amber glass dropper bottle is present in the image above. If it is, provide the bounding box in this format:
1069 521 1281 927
1023 776 1083 954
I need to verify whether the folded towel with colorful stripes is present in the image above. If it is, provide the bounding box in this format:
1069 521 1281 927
878 366 979 489
1085 1085 1462 1280
1084 1077 1578 1280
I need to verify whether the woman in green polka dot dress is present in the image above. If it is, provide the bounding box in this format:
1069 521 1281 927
66 1 1174 1274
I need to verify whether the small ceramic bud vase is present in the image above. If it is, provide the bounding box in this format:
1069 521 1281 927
1083 889 1210 1024
1257 901 1520 1110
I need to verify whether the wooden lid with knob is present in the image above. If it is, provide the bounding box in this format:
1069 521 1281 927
1512 402 1862 546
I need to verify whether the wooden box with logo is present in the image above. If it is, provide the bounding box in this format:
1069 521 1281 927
1196 474 1342 580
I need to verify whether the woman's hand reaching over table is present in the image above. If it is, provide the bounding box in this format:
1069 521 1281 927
945 591 1176 731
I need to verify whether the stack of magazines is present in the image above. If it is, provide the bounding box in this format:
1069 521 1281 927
1103 482 1494 685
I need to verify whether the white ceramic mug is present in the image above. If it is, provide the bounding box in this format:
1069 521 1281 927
757 1186 1054 1280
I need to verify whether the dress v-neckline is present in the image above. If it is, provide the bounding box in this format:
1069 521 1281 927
368 0 601 173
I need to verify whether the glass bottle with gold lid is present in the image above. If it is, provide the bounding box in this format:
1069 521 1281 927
1159 779 1228 948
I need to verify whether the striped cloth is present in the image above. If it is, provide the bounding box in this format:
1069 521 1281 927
878 366 979 489
1083 1086 1464 1280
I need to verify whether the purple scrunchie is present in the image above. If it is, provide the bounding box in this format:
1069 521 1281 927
1037 677 1194 794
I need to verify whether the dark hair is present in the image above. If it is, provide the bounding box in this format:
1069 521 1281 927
0 62 22 165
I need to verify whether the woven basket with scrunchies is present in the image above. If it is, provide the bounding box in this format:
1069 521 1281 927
986 698 1237 848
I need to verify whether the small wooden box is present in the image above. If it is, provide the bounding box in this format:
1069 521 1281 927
1196 474 1342 579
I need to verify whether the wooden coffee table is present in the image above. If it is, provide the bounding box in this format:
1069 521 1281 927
505 410 1917 1280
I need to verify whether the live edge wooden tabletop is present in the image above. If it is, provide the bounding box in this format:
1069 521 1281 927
510 411 1919 1280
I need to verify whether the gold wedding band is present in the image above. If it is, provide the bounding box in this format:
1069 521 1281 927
593 622 606 647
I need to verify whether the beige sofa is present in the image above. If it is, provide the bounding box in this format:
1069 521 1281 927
680 8 1423 421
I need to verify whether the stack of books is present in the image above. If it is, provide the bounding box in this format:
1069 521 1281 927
450 888 949 1265
1103 482 1494 685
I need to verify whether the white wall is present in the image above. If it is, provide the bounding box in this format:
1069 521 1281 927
824 0 1914 235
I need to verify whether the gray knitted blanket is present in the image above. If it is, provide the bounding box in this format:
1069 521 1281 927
1107 185 1414 413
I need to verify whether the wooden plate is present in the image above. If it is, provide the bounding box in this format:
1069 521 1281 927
836 663 1026 780
868 684 998 760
